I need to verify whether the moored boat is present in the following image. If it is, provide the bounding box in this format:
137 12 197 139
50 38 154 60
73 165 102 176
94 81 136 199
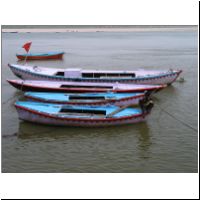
16 52 64 60
24 92 148 106
8 63 182 85
14 101 154 127
7 79 166 93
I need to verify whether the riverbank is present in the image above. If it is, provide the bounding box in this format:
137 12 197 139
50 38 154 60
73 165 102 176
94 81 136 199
2 26 197 33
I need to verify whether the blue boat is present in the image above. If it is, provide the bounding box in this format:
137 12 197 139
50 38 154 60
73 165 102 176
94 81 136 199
15 101 154 127
24 92 147 106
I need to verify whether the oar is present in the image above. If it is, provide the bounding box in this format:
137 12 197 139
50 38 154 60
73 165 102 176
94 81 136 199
106 92 147 118
106 98 154 118
106 104 132 118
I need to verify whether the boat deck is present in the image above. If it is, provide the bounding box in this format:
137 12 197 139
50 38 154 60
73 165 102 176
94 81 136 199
9 64 171 77
25 92 143 102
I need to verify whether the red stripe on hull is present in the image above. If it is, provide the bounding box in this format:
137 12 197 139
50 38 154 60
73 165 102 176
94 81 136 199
15 104 149 127
8 80 163 93
16 54 63 60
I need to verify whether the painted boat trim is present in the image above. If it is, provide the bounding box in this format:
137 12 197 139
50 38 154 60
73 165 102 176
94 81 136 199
16 52 65 57
16 52 65 60
7 79 165 93
15 103 149 122
24 92 145 106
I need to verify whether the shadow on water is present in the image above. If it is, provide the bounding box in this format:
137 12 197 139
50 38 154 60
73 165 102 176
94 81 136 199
135 122 152 159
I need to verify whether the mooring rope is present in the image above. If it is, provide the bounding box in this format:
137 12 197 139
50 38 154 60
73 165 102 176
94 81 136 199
2 95 18 105
156 104 198 133
20 80 24 91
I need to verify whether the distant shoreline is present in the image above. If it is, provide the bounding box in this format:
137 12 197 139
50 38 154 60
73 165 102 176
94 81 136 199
2 26 197 33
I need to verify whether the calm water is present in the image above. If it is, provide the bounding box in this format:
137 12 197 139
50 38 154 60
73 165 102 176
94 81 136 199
1 29 198 172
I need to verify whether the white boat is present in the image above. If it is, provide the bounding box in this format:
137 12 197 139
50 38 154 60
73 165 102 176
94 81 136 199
8 63 182 85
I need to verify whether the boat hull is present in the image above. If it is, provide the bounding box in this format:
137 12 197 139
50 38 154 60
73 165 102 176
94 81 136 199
16 53 64 60
8 64 182 85
15 104 149 127
7 80 165 93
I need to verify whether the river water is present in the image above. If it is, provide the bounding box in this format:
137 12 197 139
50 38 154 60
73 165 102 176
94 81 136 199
1 28 198 172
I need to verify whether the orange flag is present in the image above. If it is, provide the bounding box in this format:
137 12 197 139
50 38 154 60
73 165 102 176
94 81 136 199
22 42 32 53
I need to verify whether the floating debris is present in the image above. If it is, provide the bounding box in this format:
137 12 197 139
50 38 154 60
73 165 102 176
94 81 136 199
176 77 185 83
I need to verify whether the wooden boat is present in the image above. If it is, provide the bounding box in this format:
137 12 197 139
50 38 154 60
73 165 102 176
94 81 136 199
16 52 64 60
24 92 148 106
7 79 166 93
14 101 154 127
8 64 182 85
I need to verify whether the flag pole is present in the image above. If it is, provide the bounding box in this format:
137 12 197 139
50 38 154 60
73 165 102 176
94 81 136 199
23 49 30 65
24 53 28 65
22 42 32 65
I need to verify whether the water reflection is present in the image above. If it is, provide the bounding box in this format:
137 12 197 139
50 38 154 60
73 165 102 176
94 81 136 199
17 120 152 162
17 59 65 66
134 122 152 159
17 121 150 143
162 85 179 98
152 85 178 106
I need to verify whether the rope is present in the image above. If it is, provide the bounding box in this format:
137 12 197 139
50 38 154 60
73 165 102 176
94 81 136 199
20 80 24 91
156 104 198 133
2 95 18 105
